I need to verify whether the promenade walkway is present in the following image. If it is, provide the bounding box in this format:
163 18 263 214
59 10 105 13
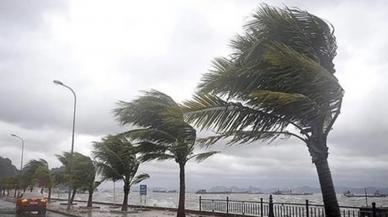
48 200 216 217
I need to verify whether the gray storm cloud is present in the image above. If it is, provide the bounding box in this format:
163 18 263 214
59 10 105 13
0 0 387 189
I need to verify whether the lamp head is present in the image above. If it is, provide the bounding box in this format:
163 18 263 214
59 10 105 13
53 80 64 85
11 134 16 137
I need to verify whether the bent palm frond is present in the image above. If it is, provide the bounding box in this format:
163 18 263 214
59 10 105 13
131 173 150 185
189 151 219 162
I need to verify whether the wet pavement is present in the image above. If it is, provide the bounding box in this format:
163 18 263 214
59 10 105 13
47 200 212 217
1 197 216 217
0 198 67 217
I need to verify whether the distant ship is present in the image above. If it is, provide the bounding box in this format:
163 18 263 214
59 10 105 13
343 190 386 198
272 189 313 196
196 189 259 194
152 190 177 193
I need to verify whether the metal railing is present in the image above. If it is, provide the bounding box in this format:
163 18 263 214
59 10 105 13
199 195 388 217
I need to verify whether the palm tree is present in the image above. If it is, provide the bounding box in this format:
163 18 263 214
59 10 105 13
23 159 50 193
2 176 18 197
48 167 66 201
183 5 343 217
56 152 97 205
92 135 149 211
114 90 218 217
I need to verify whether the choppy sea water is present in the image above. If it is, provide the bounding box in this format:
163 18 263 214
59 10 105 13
54 191 388 209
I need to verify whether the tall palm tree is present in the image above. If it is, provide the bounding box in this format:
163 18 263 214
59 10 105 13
183 5 343 217
92 135 149 211
115 90 218 217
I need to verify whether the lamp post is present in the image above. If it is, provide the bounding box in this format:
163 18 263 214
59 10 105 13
53 80 76 210
10 134 24 171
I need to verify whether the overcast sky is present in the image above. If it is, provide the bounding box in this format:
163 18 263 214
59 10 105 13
0 0 387 190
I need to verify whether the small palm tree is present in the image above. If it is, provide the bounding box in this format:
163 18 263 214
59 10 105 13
47 167 65 201
93 135 149 211
23 159 50 193
115 90 218 217
183 5 343 217
56 152 97 205
2 176 18 197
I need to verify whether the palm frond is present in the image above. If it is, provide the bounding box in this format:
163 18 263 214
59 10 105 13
114 90 181 128
139 153 175 162
121 128 177 145
247 89 319 122
183 94 290 133
131 173 150 185
189 151 219 163
94 162 122 182
196 136 224 147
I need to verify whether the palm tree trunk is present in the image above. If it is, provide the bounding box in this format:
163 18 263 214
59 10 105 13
48 187 51 201
70 188 76 204
314 158 341 217
122 182 130 211
14 189 17 197
87 188 93 208
177 162 186 217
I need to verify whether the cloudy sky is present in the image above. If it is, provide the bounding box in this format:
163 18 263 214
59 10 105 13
0 0 387 190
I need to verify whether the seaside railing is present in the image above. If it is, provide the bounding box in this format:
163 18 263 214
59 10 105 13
199 195 388 217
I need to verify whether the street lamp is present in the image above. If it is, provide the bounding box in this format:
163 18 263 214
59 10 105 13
53 80 76 210
10 134 24 171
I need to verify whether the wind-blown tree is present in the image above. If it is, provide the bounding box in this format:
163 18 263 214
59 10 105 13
93 135 149 211
115 90 218 217
0 157 17 196
183 5 343 217
78 161 101 208
18 173 31 193
23 159 50 193
47 167 66 201
1 176 18 197
56 152 98 205
0 157 17 180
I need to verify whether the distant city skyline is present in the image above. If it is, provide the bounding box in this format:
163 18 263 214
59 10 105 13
1 0 387 189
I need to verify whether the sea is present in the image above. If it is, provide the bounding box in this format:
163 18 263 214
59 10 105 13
53 191 388 209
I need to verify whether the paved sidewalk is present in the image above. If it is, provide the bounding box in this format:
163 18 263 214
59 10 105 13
48 200 214 217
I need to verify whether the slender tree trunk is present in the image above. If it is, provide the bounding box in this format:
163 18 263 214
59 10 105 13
87 188 93 208
14 189 17 198
70 188 76 204
48 187 52 201
308 122 341 217
122 182 130 211
40 187 44 194
177 162 186 217
314 158 341 217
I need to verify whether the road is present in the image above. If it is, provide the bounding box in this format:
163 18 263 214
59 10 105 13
0 199 67 217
